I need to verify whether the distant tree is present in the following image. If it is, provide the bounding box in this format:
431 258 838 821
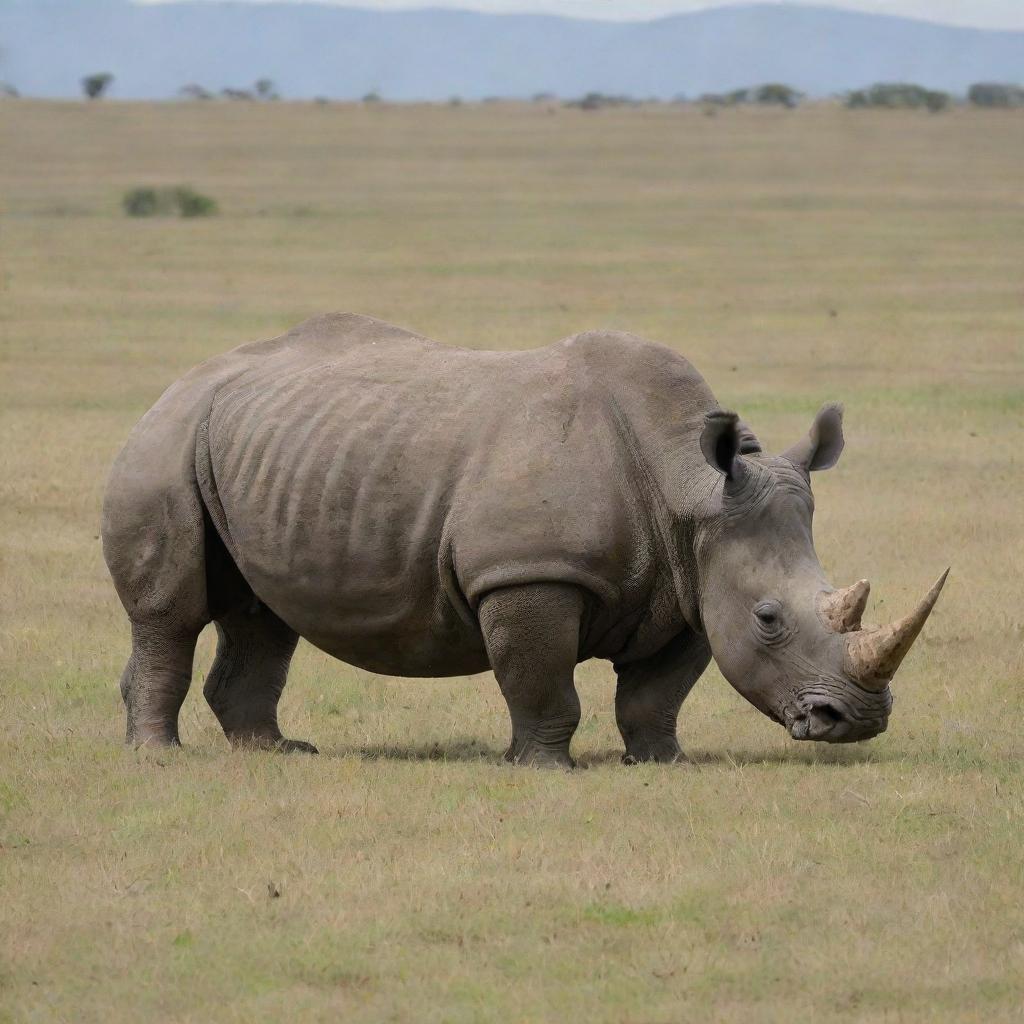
567 92 637 110
845 83 949 111
753 83 802 108
532 92 556 103
82 72 114 100
221 88 254 101
313 96 331 105
362 91 381 103
179 83 212 101
0 81 19 99
448 96 463 107
254 78 279 101
699 90 747 107
968 83 1024 108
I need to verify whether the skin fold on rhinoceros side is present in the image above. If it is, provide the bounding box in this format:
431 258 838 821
101 313 948 767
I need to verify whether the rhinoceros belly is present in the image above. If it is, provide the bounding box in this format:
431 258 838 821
201 354 490 677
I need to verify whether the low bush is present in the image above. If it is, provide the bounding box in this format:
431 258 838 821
173 186 218 218
122 186 218 218
123 188 165 217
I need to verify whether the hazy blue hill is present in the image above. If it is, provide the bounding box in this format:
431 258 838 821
2 1 1023 99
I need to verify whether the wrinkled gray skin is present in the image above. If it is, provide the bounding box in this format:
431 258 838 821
102 313 903 766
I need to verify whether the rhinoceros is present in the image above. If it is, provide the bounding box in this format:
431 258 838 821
102 313 947 766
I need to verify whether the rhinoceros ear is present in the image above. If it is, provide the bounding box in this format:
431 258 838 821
782 403 844 472
737 421 762 455
700 410 742 479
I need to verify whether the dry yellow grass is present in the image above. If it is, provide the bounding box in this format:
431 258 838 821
1 99 1022 1023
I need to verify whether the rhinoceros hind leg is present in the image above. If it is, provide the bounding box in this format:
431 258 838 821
479 582 585 769
203 604 314 753
121 623 201 748
614 629 711 764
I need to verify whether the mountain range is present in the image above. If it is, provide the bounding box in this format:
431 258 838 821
2 1 1023 100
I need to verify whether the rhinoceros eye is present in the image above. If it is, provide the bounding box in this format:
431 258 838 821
753 601 787 641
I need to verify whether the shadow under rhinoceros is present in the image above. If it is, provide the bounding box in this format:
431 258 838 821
325 738 504 763
317 740 882 768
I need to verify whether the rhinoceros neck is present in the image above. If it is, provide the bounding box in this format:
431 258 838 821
576 333 722 631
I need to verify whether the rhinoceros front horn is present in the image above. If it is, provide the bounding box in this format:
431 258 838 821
843 570 950 690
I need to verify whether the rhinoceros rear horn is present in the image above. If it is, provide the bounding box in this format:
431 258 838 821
844 569 950 690
820 579 871 633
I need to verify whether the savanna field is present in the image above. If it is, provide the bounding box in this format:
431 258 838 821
1 100 1022 1022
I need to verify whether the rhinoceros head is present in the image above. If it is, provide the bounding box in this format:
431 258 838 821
695 404 947 743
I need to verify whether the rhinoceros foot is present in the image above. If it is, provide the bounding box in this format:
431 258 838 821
621 738 688 766
228 733 319 755
504 739 576 770
274 738 319 754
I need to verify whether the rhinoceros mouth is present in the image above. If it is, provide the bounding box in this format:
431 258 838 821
783 696 886 743
788 699 849 741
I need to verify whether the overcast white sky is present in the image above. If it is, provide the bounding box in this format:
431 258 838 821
133 0 1024 31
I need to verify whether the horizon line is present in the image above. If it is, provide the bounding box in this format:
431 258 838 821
122 0 1024 35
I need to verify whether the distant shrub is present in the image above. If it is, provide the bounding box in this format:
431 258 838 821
362 91 381 103
448 96 463 107
221 88 254 101
567 92 638 110
846 83 950 111
0 82 19 99
532 92 556 103
699 89 750 106
179 83 212 101
968 83 1024 108
82 72 114 100
123 186 218 218
698 89 748 107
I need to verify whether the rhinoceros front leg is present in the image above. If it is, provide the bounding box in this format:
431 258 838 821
478 582 585 769
203 604 316 753
614 629 711 764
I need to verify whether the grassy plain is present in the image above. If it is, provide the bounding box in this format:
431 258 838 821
1 99 1022 1022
